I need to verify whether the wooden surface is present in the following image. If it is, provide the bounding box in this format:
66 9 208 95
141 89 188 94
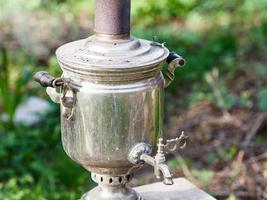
134 178 216 200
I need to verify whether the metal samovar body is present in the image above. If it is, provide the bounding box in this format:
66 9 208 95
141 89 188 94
34 0 187 199
57 36 168 177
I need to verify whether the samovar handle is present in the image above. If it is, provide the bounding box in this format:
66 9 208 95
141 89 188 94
33 71 81 120
33 71 63 88
164 52 186 88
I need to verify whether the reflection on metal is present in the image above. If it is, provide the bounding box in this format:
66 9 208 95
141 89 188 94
34 0 187 199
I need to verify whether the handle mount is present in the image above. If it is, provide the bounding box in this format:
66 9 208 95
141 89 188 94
33 71 81 120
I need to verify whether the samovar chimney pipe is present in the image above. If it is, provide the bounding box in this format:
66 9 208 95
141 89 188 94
94 0 131 39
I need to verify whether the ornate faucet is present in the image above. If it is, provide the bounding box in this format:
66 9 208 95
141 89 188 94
128 132 188 185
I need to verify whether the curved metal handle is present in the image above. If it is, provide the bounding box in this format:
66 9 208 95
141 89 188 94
166 52 186 66
164 52 186 88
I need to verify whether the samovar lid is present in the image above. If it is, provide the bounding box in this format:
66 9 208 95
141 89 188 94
56 35 168 74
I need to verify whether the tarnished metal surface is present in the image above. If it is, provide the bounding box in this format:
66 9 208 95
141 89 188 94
95 0 130 36
35 42 185 198
61 72 164 175
35 43 185 199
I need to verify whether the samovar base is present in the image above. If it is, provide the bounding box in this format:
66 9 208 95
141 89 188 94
81 186 143 200
81 173 143 200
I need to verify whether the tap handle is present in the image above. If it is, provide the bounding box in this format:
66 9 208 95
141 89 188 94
33 71 63 88
165 131 188 153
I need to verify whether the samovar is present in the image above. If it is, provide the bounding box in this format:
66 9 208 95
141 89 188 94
34 0 188 199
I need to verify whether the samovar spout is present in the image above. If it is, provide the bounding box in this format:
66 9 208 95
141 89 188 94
128 133 188 185
158 164 173 185
139 153 174 185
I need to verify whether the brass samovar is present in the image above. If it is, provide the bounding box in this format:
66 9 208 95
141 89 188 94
34 0 187 199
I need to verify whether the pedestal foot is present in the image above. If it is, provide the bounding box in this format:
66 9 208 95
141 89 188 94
81 173 143 200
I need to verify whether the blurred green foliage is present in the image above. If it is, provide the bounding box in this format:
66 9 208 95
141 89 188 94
205 68 236 111
191 169 214 185
227 194 237 200
0 0 267 199
257 89 267 111
0 100 93 199
0 48 32 128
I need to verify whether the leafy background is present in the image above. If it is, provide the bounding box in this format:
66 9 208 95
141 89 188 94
0 0 267 199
